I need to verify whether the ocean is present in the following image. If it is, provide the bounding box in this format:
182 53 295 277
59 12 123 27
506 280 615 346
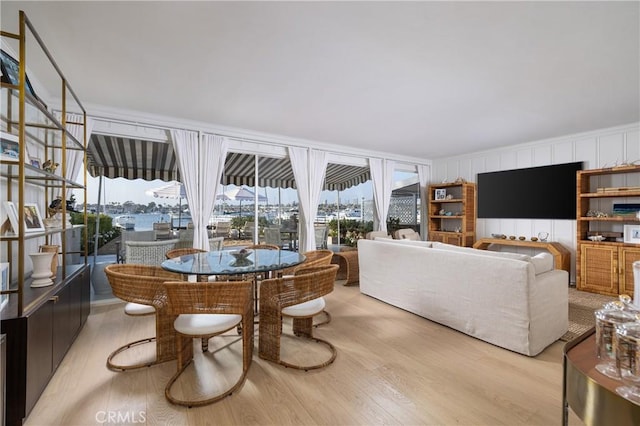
108 213 192 230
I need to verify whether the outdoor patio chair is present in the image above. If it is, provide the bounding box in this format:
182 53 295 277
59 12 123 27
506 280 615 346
116 230 156 263
314 225 328 249
264 227 286 249
153 222 173 240
125 239 179 266
161 280 254 407
104 264 184 371
259 264 338 371
242 221 255 241
174 229 194 249
214 221 231 238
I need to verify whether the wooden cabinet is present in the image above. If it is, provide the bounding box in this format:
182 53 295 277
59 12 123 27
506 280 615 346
576 165 640 296
428 182 476 247
0 11 90 425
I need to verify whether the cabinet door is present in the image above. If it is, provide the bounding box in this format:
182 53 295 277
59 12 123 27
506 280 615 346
428 232 444 243
52 285 71 369
619 247 640 296
443 234 462 246
579 244 618 296
26 301 53 415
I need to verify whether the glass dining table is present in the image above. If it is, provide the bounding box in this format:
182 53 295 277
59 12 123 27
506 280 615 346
154 249 307 363
161 249 306 278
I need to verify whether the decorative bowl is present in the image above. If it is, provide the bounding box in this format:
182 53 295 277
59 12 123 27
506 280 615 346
491 233 505 239
230 249 252 261
518 236 526 241
509 235 516 240
589 235 605 242
530 237 538 242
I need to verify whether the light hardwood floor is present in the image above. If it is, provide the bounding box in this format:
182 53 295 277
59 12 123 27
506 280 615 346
25 281 584 426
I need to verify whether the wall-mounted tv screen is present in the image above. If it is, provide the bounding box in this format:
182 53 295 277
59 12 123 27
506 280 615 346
477 162 583 219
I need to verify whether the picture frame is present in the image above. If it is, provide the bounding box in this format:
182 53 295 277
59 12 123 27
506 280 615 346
0 132 19 162
23 203 45 233
0 49 38 99
623 224 640 244
29 157 41 168
435 188 446 200
0 262 8 312
2 201 19 234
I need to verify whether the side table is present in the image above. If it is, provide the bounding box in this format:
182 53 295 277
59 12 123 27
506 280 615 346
563 327 640 425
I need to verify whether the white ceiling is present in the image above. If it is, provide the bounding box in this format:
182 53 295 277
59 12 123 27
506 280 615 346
1 1 638 160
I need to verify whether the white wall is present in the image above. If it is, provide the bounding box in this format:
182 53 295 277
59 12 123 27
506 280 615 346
431 122 640 284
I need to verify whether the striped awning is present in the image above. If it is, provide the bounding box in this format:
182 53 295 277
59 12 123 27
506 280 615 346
87 134 371 191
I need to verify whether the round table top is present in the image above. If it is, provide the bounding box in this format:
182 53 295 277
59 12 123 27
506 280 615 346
161 249 306 276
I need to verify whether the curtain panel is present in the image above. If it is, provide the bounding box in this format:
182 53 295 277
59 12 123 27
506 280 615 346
417 164 430 238
369 158 395 232
289 147 328 252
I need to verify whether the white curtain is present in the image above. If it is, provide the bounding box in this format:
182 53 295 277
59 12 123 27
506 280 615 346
200 133 228 248
369 158 395 232
171 130 228 250
417 164 430 238
289 147 328 252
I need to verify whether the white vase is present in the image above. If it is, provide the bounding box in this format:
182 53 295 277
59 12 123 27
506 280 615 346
29 252 55 288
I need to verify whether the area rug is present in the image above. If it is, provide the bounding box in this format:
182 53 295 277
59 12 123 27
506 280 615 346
560 287 617 342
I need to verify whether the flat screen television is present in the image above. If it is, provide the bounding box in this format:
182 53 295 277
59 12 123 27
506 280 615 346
477 161 583 219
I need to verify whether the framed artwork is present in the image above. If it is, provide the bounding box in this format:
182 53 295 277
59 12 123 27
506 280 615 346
23 203 45 233
0 262 8 312
3 201 19 234
623 224 640 244
0 49 38 98
29 157 41 168
435 189 446 200
0 132 19 162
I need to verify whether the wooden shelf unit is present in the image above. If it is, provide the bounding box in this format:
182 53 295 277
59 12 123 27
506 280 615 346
428 182 476 247
576 165 640 296
0 11 89 426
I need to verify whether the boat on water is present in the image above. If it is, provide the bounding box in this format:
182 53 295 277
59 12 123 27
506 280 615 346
114 215 136 230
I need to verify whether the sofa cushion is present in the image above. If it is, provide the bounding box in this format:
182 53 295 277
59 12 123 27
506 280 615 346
529 252 554 275
372 238 432 248
431 242 530 262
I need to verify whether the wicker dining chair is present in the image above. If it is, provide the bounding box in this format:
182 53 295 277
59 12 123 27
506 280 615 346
161 280 254 407
259 264 339 371
104 264 184 371
165 247 206 259
279 249 334 327
245 243 280 251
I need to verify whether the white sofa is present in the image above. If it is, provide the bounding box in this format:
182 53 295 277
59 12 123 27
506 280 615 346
357 238 568 356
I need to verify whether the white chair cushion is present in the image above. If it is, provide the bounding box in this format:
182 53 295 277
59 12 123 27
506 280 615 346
174 314 242 336
124 302 155 316
282 297 325 317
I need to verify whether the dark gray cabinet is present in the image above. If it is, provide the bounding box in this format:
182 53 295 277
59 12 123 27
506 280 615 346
1 265 90 426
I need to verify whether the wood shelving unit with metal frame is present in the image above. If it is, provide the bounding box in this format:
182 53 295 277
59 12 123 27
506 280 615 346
576 164 640 296
0 11 90 426
427 181 476 247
